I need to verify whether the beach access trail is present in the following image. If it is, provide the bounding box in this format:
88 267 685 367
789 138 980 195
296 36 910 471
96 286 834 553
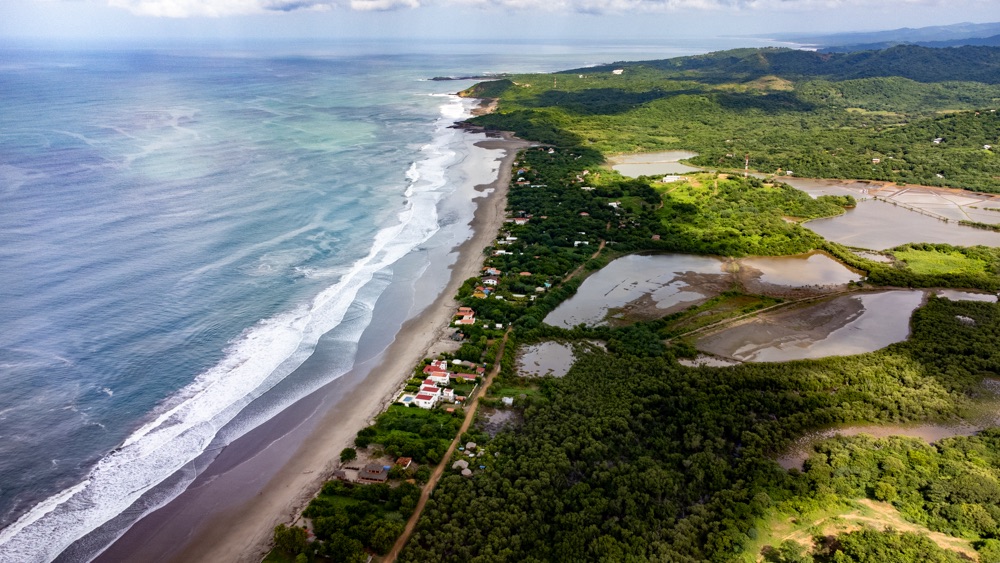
384 328 512 562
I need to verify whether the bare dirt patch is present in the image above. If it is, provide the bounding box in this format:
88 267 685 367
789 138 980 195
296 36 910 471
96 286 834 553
760 499 977 562
478 406 523 438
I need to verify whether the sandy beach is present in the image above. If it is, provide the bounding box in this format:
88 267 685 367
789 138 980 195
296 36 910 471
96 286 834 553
92 129 531 563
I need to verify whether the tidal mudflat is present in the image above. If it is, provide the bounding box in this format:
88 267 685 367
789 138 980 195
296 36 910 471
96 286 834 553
678 355 742 368
545 252 860 328
785 178 1000 250
544 254 727 328
695 290 926 363
739 252 863 292
936 289 998 302
517 341 577 378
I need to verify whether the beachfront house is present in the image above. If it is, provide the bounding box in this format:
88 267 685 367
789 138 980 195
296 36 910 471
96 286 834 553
413 393 438 409
424 370 451 385
454 307 476 326
358 463 390 483
483 276 499 286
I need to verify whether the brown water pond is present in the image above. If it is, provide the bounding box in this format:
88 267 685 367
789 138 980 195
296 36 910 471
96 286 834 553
517 341 577 378
695 290 925 363
936 289 998 302
544 252 860 328
609 151 700 178
784 178 1000 250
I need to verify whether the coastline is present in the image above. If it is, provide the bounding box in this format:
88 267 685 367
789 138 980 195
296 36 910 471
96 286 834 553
94 124 532 563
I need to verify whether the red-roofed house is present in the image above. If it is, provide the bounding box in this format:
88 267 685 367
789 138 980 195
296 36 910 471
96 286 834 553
414 393 438 409
424 371 450 385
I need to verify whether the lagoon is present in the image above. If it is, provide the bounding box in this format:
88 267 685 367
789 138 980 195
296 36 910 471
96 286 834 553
696 290 925 363
610 151 700 178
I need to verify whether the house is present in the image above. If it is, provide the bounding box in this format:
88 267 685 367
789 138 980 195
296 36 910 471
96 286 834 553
612 69 624 75
519 271 532 276
483 267 502 276
476 366 485 376
396 457 413 470
441 388 455 402
421 385 442 396
871 158 881 164
358 463 390 483
483 276 499 286
333 469 348 481
986 145 993 150
513 217 529 225
573 241 589 247
413 393 438 409
608 202 621 209
423 364 447 375
933 138 944 144
425 372 450 386
502 397 514 406
452 459 469 470
579 212 590 217
454 307 476 325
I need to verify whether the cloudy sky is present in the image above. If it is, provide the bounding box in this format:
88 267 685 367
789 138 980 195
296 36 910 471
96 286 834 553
0 0 997 43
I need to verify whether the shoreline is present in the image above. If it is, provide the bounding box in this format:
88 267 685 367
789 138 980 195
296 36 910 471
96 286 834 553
101 126 532 563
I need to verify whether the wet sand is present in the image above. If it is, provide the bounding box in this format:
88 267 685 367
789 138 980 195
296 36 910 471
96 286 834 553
94 132 533 563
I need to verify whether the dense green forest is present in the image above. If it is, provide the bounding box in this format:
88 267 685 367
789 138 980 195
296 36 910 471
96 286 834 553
465 46 1000 191
400 298 1000 562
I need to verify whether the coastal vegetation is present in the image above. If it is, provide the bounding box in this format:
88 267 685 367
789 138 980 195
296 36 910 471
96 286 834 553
465 46 1000 191
272 45 1000 563
400 297 1000 562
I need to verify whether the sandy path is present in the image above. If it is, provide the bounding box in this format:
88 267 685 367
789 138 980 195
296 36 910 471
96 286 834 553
384 328 511 563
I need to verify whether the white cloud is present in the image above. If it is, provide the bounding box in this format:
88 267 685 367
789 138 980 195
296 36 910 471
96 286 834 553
108 0 268 17
104 0 953 17
350 0 419 10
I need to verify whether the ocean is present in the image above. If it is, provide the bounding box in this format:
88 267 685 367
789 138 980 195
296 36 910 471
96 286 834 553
0 38 774 562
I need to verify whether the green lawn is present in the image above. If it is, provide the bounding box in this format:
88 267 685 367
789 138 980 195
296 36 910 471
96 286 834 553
893 248 988 276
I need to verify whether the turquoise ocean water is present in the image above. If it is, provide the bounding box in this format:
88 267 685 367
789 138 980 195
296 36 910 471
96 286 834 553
0 39 771 561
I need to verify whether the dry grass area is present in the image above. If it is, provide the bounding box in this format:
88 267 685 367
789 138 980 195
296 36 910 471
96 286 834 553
750 499 978 562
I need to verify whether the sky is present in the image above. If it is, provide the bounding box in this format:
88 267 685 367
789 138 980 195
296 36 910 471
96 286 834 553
0 0 998 44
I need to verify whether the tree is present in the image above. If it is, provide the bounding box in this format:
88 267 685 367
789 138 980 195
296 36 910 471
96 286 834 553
340 447 357 464
273 523 308 555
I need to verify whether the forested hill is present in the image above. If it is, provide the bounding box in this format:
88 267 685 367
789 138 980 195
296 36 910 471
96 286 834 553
819 33 1000 53
567 45 1000 84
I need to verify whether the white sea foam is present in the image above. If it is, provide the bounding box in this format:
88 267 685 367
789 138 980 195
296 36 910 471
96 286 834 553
0 94 478 563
